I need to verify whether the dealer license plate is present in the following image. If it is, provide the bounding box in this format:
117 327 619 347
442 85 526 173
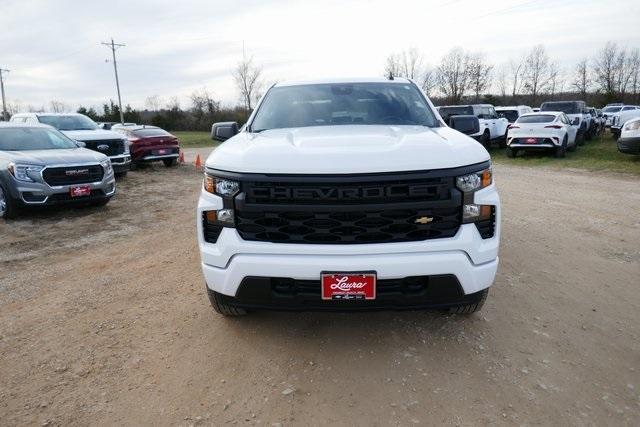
321 272 376 300
70 185 91 198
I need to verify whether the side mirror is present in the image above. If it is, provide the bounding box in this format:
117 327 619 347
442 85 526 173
448 115 480 136
572 118 580 126
211 122 239 141
75 140 86 148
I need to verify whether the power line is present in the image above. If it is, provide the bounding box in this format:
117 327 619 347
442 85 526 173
101 39 126 124
0 68 9 121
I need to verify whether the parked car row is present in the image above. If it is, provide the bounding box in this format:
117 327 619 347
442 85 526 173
437 100 615 158
0 114 181 219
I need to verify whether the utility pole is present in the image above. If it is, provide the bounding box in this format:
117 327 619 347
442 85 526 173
0 68 9 121
101 39 125 124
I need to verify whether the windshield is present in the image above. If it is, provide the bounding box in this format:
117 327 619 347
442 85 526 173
0 127 78 150
38 115 99 131
540 102 579 114
497 110 518 122
250 83 438 131
516 114 556 124
133 128 172 137
602 106 622 113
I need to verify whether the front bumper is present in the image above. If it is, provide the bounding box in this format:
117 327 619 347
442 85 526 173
197 184 500 304
7 169 116 206
109 154 131 173
617 136 640 154
131 146 180 163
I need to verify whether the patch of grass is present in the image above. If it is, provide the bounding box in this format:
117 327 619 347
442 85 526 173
492 132 640 175
173 131 218 148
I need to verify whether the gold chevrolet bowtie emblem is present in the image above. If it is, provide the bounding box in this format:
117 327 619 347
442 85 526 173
414 216 434 224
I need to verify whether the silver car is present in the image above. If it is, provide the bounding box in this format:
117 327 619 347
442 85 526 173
0 122 116 219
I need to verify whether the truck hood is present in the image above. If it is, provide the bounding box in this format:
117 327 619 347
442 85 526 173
61 129 124 141
1 148 108 166
206 125 490 174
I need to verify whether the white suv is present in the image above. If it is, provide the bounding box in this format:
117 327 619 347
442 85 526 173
197 78 500 316
437 104 509 147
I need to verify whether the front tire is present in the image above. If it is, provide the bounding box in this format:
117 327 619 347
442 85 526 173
0 183 19 219
163 158 177 167
566 135 576 152
115 171 128 178
576 131 585 146
449 289 488 314
480 130 490 148
506 147 517 158
207 289 247 316
555 140 567 158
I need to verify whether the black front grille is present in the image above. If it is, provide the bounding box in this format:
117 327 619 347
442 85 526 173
81 139 125 156
42 165 104 186
234 171 463 245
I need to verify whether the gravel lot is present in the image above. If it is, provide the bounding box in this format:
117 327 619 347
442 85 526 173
0 160 639 426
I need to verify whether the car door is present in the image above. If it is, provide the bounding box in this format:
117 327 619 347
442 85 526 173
481 107 495 139
563 114 577 143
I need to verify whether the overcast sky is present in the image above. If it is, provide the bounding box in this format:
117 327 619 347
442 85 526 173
1 0 639 111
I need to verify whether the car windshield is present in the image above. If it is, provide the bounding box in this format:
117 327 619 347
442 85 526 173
516 114 556 124
0 127 78 150
250 83 438 131
37 115 99 131
438 106 474 121
133 128 172 137
602 106 622 113
497 110 518 122
540 102 579 114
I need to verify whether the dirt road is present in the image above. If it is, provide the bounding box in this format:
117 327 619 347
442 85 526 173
1 162 639 426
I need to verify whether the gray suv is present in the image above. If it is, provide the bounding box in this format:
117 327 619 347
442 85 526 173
0 123 116 219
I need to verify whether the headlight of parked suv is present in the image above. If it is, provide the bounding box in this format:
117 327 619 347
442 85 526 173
456 165 494 225
203 174 240 227
101 159 113 175
623 120 640 131
7 163 44 183
122 138 130 154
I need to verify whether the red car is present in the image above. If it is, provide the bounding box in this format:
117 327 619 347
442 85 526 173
113 125 180 167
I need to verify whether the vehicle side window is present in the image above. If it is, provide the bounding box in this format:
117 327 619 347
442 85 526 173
488 107 498 119
622 106 633 111
12 117 25 123
474 107 482 118
26 117 38 124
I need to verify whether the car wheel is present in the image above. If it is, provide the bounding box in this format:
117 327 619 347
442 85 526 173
481 130 490 148
163 158 177 167
0 183 19 219
207 289 247 316
576 131 585 146
506 147 517 158
115 171 128 178
555 140 567 158
566 135 576 152
90 197 111 207
449 289 488 314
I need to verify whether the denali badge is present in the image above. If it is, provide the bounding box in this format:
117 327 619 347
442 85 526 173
65 169 90 176
97 144 109 151
414 216 434 224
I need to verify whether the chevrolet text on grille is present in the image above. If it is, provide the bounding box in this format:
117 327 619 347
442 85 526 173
248 184 439 200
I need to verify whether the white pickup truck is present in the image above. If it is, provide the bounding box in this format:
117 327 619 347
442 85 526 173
437 104 509 148
198 78 500 316
610 105 640 139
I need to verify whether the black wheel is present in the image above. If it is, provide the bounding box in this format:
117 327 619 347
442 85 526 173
498 136 507 149
207 289 247 316
163 158 177 167
480 130 490 148
555 140 567 158
115 171 128 178
576 131 585 146
90 197 110 207
0 183 19 219
449 289 488 314
566 135 576 152
506 147 517 158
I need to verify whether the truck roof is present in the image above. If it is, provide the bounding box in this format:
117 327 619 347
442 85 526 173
274 77 412 87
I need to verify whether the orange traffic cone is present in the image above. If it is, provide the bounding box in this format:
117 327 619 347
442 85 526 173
195 154 202 170
178 151 185 163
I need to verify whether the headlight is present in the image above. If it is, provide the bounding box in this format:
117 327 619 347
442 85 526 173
122 139 130 154
101 159 113 175
8 163 44 183
624 120 640 131
456 166 492 192
204 175 240 197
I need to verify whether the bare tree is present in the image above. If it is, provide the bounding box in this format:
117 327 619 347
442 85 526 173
166 96 181 111
593 41 622 98
49 100 69 113
628 48 640 100
436 47 470 103
233 53 264 112
419 67 437 97
384 48 436 96
495 65 508 102
572 59 591 99
522 45 553 104
145 95 163 111
467 53 493 102
190 87 219 115
509 58 525 97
